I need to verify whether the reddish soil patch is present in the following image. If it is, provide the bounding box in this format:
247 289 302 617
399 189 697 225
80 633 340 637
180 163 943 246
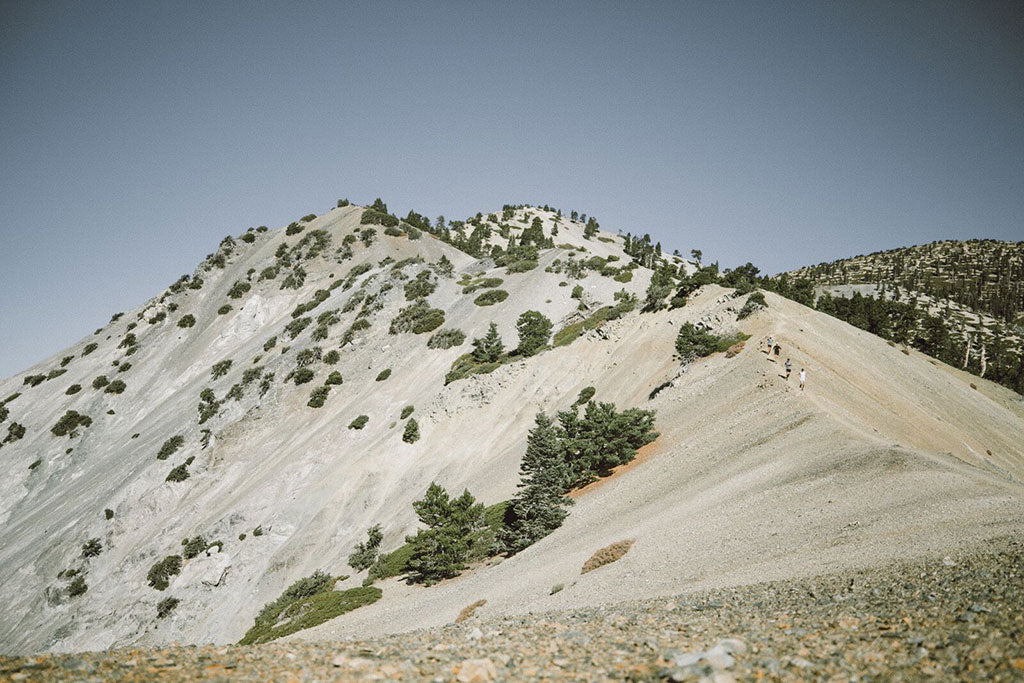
569 438 661 499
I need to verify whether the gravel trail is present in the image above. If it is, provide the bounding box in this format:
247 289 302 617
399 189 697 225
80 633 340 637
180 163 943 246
3 536 1021 681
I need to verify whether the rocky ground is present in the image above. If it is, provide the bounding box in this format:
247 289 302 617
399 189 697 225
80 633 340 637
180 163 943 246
3 536 1021 681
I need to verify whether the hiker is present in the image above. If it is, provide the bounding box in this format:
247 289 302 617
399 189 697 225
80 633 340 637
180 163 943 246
784 358 792 380
773 343 781 358
799 368 806 391
765 336 774 354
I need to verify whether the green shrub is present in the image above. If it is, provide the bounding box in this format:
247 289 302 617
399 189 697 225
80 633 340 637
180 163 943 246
613 270 632 283
82 343 98 356
402 418 420 443
263 336 277 352
360 209 399 228
226 280 249 299
737 291 767 319
325 371 343 385
238 580 381 645
675 323 725 359
24 374 45 387
28 459 41 470
92 375 109 390
157 435 185 460
285 316 312 339
218 304 232 315
473 289 509 306
375 368 391 381
307 386 330 408
400 405 414 419
258 266 278 281
81 538 103 558
166 462 190 482
147 555 183 590
157 597 180 618
182 536 207 559
177 314 196 328
427 328 466 349
51 410 92 437
104 379 126 394
118 362 131 373
384 225 404 237
389 300 445 334
285 222 304 236
405 483 488 584
197 388 220 424
105 509 114 520
66 384 82 395
404 273 437 300
4 422 26 444
348 525 383 571
300 213 317 223
47 368 67 380
60 355 75 367
253 525 264 536
210 360 232 379
324 350 340 364
67 576 88 598
348 415 369 430
506 259 538 273
294 368 315 385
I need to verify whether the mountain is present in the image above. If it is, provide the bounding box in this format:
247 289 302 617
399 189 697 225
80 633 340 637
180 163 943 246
777 240 1024 394
1 204 1022 656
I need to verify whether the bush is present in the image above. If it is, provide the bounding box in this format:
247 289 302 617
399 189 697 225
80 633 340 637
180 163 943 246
258 266 278 281
67 576 88 598
307 386 330 408
360 209 399 228
674 322 719 359
348 415 369 430
471 323 504 363
23 374 46 387
104 379 126 394
293 368 315 385
217 304 232 315
574 387 596 406
375 368 391 381
66 384 82 395
81 538 103 558
300 213 317 223
4 422 26 444
82 342 98 356
389 300 445 335
92 375 109 389
473 289 509 306
580 539 635 574
427 328 466 349
737 291 767 319
285 222 304 236
405 483 487 584
177 314 196 328
384 225 404 237
285 316 312 339
157 435 184 460
404 273 437 300
51 410 92 437
324 350 340 364
402 418 420 443
182 536 207 559
558 401 659 489
166 462 191 482
226 282 251 300
400 405 414 419
325 371 343 385
210 360 232 379
157 597 180 618
198 388 220 424
239 581 381 645
263 336 277 352
105 509 114 520
147 555 183 590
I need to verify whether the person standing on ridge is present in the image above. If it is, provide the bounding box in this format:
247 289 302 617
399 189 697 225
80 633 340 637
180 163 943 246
799 368 806 391
785 358 792 380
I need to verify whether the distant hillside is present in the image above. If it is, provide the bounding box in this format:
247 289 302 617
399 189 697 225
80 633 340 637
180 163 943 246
773 240 1024 395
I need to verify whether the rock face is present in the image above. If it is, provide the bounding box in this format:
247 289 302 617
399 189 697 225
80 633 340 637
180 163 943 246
1 204 1023 656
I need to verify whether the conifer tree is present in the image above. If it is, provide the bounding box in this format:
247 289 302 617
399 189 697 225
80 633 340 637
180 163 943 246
402 418 420 443
348 524 383 571
499 413 573 555
471 323 504 362
515 311 553 357
406 483 486 583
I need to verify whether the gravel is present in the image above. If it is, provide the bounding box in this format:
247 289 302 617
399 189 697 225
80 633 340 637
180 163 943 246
3 536 1021 681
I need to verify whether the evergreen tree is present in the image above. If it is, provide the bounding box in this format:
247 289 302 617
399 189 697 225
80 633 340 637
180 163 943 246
348 524 383 571
515 311 553 356
471 323 504 362
406 483 486 583
402 418 420 443
557 401 658 489
499 413 573 555
642 263 676 312
583 217 599 239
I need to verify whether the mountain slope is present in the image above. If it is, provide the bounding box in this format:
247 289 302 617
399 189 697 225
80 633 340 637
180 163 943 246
1 207 1022 655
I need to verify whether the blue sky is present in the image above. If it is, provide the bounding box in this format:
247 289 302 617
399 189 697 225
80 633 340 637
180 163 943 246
1 1 1022 378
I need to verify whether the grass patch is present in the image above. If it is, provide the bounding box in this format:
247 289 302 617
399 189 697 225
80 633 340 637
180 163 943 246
239 580 381 645
473 289 509 306
455 599 487 623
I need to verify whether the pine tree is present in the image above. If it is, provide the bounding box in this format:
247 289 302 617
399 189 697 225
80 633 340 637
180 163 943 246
498 413 573 555
515 311 553 356
471 323 504 362
406 483 486 583
348 524 383 571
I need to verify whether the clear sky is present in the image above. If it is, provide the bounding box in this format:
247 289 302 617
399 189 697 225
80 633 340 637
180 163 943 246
1 1 1022 378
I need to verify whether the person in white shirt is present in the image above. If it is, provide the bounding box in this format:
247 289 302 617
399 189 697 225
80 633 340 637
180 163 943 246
799 368 806 391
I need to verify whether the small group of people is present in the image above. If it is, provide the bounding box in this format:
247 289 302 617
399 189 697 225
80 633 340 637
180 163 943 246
764 335 805 390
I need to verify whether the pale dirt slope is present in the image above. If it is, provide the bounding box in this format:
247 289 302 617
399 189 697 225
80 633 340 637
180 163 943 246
294 288 1024 642
0 205 1021 655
